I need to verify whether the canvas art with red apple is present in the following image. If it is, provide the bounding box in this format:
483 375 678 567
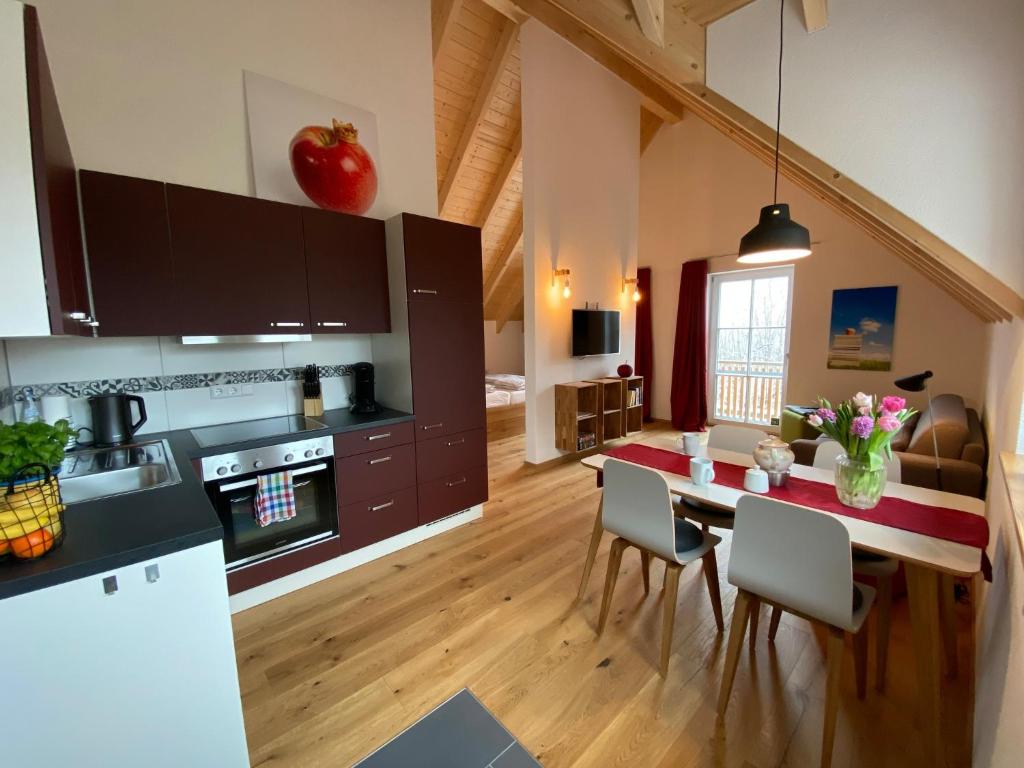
244 71 382 217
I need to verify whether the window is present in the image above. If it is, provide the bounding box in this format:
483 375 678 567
708 266 794 427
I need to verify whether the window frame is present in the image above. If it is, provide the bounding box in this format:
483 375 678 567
706 265 795 429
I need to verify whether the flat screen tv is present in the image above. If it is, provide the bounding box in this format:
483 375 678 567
571 309 620 357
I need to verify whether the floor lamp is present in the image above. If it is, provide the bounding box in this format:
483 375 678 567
894 370 941 491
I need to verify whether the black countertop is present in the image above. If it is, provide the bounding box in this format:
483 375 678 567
0 406 414 601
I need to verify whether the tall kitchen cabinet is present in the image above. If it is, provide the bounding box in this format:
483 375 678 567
0 2 91 337
374 214 488 525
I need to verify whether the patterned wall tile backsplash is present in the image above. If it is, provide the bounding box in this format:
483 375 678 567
9 364 352 402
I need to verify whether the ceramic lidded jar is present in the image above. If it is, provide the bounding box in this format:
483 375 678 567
753 436 795 473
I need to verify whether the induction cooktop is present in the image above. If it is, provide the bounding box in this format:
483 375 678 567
190 415 327 449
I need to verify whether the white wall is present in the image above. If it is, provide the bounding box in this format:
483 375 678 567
639 116 989 420
483 321 524 375
974 318 1024 767
521 20 639 464
707 0 1024 299
30 0 437 219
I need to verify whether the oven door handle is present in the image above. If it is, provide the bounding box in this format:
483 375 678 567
218 462 328 492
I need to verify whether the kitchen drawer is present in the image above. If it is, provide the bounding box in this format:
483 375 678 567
333 420 414 457
416 428 486 483
340 486 418 554
336 443 416 505
417 465 488 525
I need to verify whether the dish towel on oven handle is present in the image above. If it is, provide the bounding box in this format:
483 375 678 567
255 470 297 527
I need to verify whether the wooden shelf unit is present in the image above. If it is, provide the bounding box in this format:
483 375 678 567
588 378 626 442
624 375 644 435
555 382 600 452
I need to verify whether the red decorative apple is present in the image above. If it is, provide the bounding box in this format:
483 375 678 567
290 119 378 214
617 362 634 378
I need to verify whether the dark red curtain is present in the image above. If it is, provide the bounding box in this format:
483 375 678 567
634 267 653 421
670 260 709 431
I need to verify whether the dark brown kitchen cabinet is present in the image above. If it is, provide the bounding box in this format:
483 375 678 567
79 171 178 337
166 184 310 336
401 214 483 303
24 5 90 336
340 487 418 554
301 207 390 333
417 465 488 526
408 300 486 440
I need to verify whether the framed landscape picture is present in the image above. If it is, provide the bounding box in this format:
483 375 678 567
826 286 898 371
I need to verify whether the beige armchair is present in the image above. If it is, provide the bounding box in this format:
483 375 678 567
791 394 986 498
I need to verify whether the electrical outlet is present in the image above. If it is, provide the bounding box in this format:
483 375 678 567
210 384 255 399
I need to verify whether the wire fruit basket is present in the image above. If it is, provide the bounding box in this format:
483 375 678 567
0 463 66 561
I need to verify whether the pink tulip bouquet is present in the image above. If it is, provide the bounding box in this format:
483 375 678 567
805 392 917 471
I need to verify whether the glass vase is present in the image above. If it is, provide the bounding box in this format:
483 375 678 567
834 453 886 510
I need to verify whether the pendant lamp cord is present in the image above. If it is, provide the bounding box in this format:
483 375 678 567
773 0 784 205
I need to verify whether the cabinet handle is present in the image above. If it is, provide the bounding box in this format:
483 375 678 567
446 477 467 487
68 311 87 320
446 438 465 446
270 321 305 327
369 500 395 512
412 288 438 295
366 432 391 441
367 455 392 465
422 422 443 431
317 321 347 327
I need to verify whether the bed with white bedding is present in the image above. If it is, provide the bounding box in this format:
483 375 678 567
485 373 526 440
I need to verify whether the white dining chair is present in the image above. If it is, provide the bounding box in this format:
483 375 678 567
718 495 874 768
789 439 899 690
597 459 724 677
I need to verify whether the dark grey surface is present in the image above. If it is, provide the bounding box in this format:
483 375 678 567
354 689 540 768
0 406 413 600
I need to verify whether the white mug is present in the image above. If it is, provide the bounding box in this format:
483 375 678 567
680 432 703 456
690 457 715 486
743 467 769 494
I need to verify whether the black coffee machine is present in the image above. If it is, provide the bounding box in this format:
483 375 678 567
349 362 380 414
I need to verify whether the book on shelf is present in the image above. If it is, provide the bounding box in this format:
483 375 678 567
626 389 643 407
577 431 597 451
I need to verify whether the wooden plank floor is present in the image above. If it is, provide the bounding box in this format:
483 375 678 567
233 429 974 767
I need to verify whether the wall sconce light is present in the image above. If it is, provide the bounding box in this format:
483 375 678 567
553 268 571 299
622 277 641 303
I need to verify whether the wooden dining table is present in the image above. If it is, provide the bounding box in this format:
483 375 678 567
577 434 986 768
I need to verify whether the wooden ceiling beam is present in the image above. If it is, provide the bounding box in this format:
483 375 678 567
478 130 522 232
640 106 664 154
630 0 665 46
432 0 463 66
438 17 519 217
483 217 524 305
801 0 828 33
495 292 524 332
676 0 758 27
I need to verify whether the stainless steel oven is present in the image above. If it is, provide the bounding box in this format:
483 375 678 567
200 435 337 571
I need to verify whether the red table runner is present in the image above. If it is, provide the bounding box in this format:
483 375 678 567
604 444 990 556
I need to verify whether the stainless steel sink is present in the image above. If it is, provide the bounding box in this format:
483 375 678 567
59 439 182 504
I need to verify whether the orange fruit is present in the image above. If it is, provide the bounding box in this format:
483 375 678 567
9 528 54 559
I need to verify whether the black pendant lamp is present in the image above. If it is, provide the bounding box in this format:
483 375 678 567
737 0 812 264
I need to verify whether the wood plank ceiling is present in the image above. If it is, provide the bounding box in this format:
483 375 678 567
433 0 1024 323
433 0 525 328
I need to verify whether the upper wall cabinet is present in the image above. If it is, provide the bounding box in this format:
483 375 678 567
401 214 483 303
166 184 310 337
0 2 90 338
79 171 178 337
302 208 390 334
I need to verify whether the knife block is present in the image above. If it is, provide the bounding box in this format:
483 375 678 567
303 396 324 418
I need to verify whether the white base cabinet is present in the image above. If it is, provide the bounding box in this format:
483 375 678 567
0 541 249 767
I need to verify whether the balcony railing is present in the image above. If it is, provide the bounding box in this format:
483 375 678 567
713 360 784 425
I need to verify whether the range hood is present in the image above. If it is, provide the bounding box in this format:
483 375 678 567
181 334 313 345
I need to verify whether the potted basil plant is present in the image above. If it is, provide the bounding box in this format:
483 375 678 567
0 420 78 486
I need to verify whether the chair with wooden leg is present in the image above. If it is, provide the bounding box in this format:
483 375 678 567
596 459 724 677
718 495 874 768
